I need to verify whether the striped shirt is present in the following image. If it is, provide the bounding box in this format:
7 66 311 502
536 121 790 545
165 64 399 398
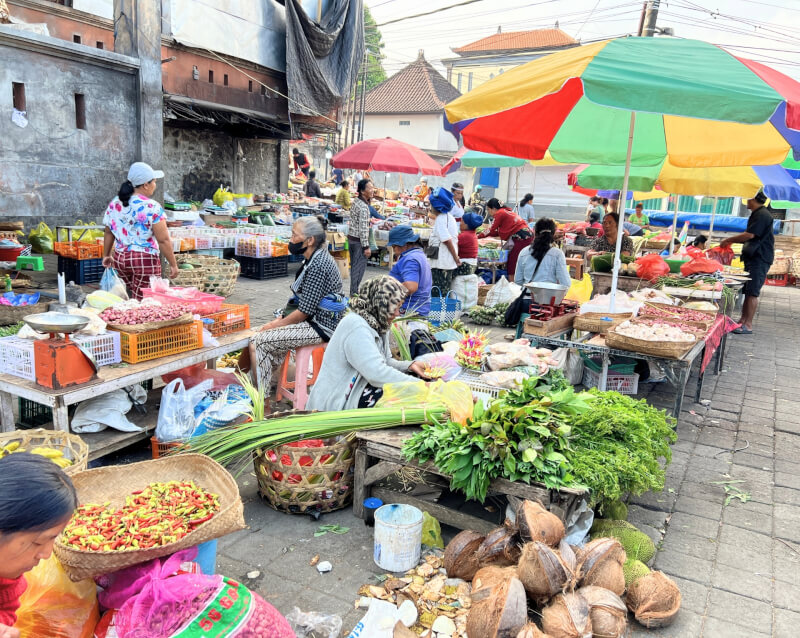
349 197 371 245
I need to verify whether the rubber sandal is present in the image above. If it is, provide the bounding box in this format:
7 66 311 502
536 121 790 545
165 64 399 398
732 327 753 335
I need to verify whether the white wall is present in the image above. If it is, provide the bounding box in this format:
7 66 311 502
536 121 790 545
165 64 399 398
362 113 457 153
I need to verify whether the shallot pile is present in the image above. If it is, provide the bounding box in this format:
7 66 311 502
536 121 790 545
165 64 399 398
639 305 712 322
100 303 193 325
633 317 708 337
615 320 695 342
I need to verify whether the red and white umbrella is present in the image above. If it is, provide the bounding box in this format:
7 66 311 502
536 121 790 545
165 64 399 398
331 137 443 175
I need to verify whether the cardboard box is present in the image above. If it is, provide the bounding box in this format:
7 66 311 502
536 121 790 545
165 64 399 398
327 232 348 251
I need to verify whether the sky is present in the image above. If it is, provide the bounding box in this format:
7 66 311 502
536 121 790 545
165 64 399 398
367 0 800 82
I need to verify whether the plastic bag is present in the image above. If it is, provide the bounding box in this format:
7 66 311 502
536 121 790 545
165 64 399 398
413 352 461 381
14 555 99 638
680 257 722 276
377 380 473 425
707 245 735 266
549 348 585 385
565 273 593 303
421 511 444 549
451 274 480 309
71 387 146 434
28 221 55 254
287 608 343 638
86 290 124 311
162 362 239 391
484 276 521 307
113 550 294 638
100 268 129 300
193 384 251 437
212 185 234 207
635 254 670 281
155 378 213 442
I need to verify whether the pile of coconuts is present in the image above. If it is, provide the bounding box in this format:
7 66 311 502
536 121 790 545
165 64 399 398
443 500 681 638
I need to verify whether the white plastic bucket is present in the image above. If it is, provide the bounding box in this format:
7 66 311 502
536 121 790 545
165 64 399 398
373 503 423 572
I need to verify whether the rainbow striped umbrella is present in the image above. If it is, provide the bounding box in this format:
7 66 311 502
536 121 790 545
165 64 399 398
445 38 800 169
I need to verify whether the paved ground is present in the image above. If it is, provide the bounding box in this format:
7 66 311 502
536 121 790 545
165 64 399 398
26 256 800 635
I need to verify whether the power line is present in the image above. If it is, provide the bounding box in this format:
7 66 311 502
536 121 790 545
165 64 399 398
575 0 603 39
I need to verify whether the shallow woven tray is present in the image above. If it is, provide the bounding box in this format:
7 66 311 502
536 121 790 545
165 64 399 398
629 316 710 338
477 285 494 306
106 313 194 333
574 313 630 335
0 302 49 327
638 302 715 327
0 428 88 476
54 454 245 581
254 436 356 515
767 256 791 275
644 239 669 250
605 329 695 359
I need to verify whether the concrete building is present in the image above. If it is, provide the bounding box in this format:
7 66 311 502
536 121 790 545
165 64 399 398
0 0 356 228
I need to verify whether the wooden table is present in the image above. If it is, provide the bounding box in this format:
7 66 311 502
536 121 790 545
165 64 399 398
0 330 253 460
354 428 587 534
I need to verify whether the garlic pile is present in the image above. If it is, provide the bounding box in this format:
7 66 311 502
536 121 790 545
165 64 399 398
615 320 695 343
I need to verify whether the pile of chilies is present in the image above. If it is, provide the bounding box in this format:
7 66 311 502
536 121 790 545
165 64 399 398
61 481 219 552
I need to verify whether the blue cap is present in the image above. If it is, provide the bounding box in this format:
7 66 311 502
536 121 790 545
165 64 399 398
429 187 455 214
387 225 420 247
462 212 483 230
363 497 383 510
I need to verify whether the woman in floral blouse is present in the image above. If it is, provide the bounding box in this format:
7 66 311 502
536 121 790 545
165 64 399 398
102 162 179 299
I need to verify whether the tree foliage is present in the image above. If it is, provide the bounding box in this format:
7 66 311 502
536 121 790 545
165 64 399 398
363 5 386 91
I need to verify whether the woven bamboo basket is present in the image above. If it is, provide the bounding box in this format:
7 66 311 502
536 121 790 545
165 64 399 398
638 302 715 327
644 239 669 250
203 258 240 297
792 252 800 278
574 312 632 335
605 329 696 359
767 256 791 275
0 301 49 326
0 428 88 476
629 316 710 338
477 285 494 306
106 313 194 334
53 454 245 581
169 265 207 289
254 435 356 515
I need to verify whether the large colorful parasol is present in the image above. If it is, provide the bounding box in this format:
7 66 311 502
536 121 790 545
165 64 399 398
445 38 800 168
330 138 442 175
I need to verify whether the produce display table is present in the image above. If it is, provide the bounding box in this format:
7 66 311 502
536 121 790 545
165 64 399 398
0 330 254 460
353 428 587 534
523 316 733 418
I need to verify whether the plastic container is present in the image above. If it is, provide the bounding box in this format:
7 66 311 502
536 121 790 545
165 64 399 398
18 398 52 429
150 436 183 459
664 258 689 274
236 255 289 280
363 497 383 527
53 242 103 260
235 236 274 258
582 367 639 395
57 257 104 284
0 336 35 381
202 303 250 337
141 288 224 315
72 332 122 367
373 503 423 572
115 320 203 364
195 539 218 575
0 246 24 262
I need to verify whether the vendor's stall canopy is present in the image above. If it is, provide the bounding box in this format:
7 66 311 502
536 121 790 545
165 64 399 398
444 38 800 168
331 137 443 175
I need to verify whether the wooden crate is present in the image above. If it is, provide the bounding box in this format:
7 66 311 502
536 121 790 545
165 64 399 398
523 312 576 336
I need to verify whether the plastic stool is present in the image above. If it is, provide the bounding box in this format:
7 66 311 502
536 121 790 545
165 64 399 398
275 342 327 410
16 256 44 271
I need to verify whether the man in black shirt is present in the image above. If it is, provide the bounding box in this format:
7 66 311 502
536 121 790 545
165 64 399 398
720 192 775 334
303 170 323 198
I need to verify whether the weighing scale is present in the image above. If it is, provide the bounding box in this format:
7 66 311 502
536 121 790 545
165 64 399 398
24 312 97 389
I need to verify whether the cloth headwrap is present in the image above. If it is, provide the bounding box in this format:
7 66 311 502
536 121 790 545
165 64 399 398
349 276 408 334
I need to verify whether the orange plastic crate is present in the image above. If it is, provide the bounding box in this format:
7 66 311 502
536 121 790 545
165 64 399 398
150 436 183 459
202 304 250 337
116 321 203 364
54 242 103 260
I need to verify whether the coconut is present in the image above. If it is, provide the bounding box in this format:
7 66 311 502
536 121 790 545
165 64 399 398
476 525 521 568
444 530 485 581
517 542 573 600
626 571 682 628
517 500 566 546
516 623 550 638
541 592 592 638
578 586 627 638
467 567 528 638
577 538 626 596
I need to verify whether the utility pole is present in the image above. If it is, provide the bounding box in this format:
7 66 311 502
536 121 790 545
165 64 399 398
358 52 368 141
642 0 660 37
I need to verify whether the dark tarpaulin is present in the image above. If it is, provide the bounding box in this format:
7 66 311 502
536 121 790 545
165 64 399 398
285 0 364 117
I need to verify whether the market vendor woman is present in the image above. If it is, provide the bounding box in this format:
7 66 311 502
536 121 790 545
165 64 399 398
307 276 430 411
387 225 432 317
0 454 77 637
244 216 345 394
102 162 179 300
587 212 633 259
478 198 533 280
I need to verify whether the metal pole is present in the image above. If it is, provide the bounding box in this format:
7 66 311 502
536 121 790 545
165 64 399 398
708 196 719 244
608 111 636 313
668 196 679 254
359 53 369 141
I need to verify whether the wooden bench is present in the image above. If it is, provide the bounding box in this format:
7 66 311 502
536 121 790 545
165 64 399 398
354 427 588 534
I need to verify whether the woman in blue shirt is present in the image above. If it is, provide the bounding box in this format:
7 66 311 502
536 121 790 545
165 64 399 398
518 193 535 227
515 217 571 288
387 225 432 316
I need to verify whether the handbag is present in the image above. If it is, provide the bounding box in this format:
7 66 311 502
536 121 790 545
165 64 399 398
424 243 440 259
429 286 462 327
504 255 541 327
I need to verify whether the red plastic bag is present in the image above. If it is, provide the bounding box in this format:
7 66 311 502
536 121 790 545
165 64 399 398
680 257 722 276
685 246 704 260
706 245 735 266
162 362 238 391
635 254 670 281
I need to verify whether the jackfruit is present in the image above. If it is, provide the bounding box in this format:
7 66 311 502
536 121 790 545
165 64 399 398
591 521 656 564
590 518 637 535
623 558 650 587
601 500 628 521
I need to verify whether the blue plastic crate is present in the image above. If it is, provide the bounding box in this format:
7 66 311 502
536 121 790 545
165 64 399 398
58 256 103 284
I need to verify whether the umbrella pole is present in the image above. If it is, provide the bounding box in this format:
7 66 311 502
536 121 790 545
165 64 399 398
708 196 718 244
609 112 637 313
668 197 679 254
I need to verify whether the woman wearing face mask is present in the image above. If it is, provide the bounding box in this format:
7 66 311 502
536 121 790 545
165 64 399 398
307 276 431 411
0 454 78 638
242 216 345 395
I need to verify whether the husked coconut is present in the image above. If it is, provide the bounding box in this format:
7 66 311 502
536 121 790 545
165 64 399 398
517 542 573 600
626 571 682 628
541 592 592 638
517 500 566 546
444 530 485 581
578 585 627 638
577 537 626 596
467 567 527 638
476 526 521 567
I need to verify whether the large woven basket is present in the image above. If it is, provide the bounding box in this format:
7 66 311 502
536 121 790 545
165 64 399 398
767 256 791 275
792 252 800 278
0 301 49 326
606 329 695 359
203 258 240 297
254 435 356 515
638 302 715 328
574 312 632 335
0 428 88 476
477 285 494 306
645 239 669 250
54 454 245 581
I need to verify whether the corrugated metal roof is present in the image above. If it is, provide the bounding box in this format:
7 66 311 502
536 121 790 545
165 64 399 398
453 29 577 55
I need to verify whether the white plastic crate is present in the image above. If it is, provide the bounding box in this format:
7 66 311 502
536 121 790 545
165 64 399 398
73 332 121 367
457 369 502 402
209 235 227 249
582 367 639 395
194 237 213 250
0 337 35 381
235 236 274 258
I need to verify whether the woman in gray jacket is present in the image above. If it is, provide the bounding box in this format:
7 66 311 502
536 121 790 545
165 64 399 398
307 276 430 411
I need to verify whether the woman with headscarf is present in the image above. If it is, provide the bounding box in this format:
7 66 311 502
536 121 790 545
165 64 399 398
427 187 461 293
307 276 430 411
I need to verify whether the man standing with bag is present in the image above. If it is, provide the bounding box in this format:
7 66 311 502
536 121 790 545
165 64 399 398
720 191 775 335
